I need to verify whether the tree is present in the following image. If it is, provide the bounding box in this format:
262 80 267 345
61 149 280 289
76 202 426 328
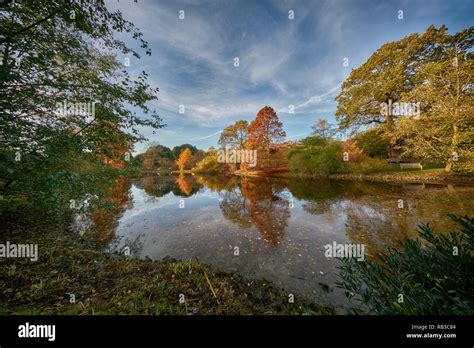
311 119 336 139
354 128 389 158
335 25 449 158
218 120 248 149
247 106 285 165
142 147 160 171
336 25 473 171
194 149 229 174
171 144 198 160
139 145 174 172
393 27 474 172
176 148 193 172
153 145 173 159
0 0 163 210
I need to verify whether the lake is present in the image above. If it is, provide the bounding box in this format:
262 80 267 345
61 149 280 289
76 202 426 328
82 174 474 311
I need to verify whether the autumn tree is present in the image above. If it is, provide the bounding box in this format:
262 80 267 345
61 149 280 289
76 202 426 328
171 144 198 160
140 145 174 172
247 106 286 166
218 120 249 149
176 148 193 172
141 147 160 171
393 27 474 172
335 25 449 158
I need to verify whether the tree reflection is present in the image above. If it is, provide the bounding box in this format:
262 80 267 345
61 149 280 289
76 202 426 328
88 176 132 244
220 177 290 246
174 174 202 197
331 183 474 256
133 175 202 198
195 174 240 192
219 188 252 228
134 175 175 198
175 174 193 196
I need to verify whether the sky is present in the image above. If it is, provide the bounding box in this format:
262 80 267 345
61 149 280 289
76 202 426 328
105 0 474 153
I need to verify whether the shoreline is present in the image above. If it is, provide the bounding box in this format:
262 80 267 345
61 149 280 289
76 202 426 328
0 209 333 315
234 169 474 185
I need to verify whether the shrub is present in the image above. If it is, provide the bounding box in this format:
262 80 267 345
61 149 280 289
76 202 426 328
343 156 392 174
288 137 345 175
194 151 226 173
354 128 389 158
337 215 474 315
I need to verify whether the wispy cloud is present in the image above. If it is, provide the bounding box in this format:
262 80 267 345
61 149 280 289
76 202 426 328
189 130 222 141
105 0 474 149
294 84 341 110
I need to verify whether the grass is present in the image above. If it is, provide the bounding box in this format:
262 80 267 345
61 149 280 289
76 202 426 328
379 163 445 173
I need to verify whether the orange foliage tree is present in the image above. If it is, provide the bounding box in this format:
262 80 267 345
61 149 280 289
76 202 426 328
342 139 365 162
247 106 286 167
176 148 193 171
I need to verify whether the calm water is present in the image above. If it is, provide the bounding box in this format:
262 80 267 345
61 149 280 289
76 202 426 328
86 174 474 310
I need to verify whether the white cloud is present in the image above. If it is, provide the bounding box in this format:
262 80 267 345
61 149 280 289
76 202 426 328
189 130 222 141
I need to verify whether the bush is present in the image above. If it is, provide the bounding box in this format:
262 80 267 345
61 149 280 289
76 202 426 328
194 151 226 174
288 137 345 175
343 156 392 174
288 136 392 175
354 128 389 158
337 215 474 315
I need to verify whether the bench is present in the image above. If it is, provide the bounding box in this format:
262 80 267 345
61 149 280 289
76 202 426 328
400 162 423 170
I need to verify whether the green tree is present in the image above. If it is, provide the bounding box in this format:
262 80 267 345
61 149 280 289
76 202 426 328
288 136 344 175
153 145 173 159
194 150 222 173
354 128 389 158
0 0 163 209
142 147 161 172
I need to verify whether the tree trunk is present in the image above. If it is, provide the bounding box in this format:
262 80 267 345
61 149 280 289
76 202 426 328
446 124 459 173
385 110 398 160
445 160 453 172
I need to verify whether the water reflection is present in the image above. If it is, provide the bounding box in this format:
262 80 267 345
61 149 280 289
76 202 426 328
86 174 474 309
240 177 290 245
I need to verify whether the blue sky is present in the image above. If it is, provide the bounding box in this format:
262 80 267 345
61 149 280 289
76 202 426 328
105 0 473 153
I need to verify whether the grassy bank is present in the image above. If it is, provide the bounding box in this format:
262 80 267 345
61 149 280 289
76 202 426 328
0 209 332 315
235 168 474 184
328 169 474 184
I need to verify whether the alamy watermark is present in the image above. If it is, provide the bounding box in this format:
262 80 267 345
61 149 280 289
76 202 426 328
55 100 96 118
18 322 55 341
217 148 257 167
0 241 38 261
324 242 366 261
380 99 420 118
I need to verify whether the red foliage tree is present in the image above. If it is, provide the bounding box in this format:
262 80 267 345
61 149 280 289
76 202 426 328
247 106 286 167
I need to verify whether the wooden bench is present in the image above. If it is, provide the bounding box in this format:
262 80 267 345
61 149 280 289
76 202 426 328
400 162 423 170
